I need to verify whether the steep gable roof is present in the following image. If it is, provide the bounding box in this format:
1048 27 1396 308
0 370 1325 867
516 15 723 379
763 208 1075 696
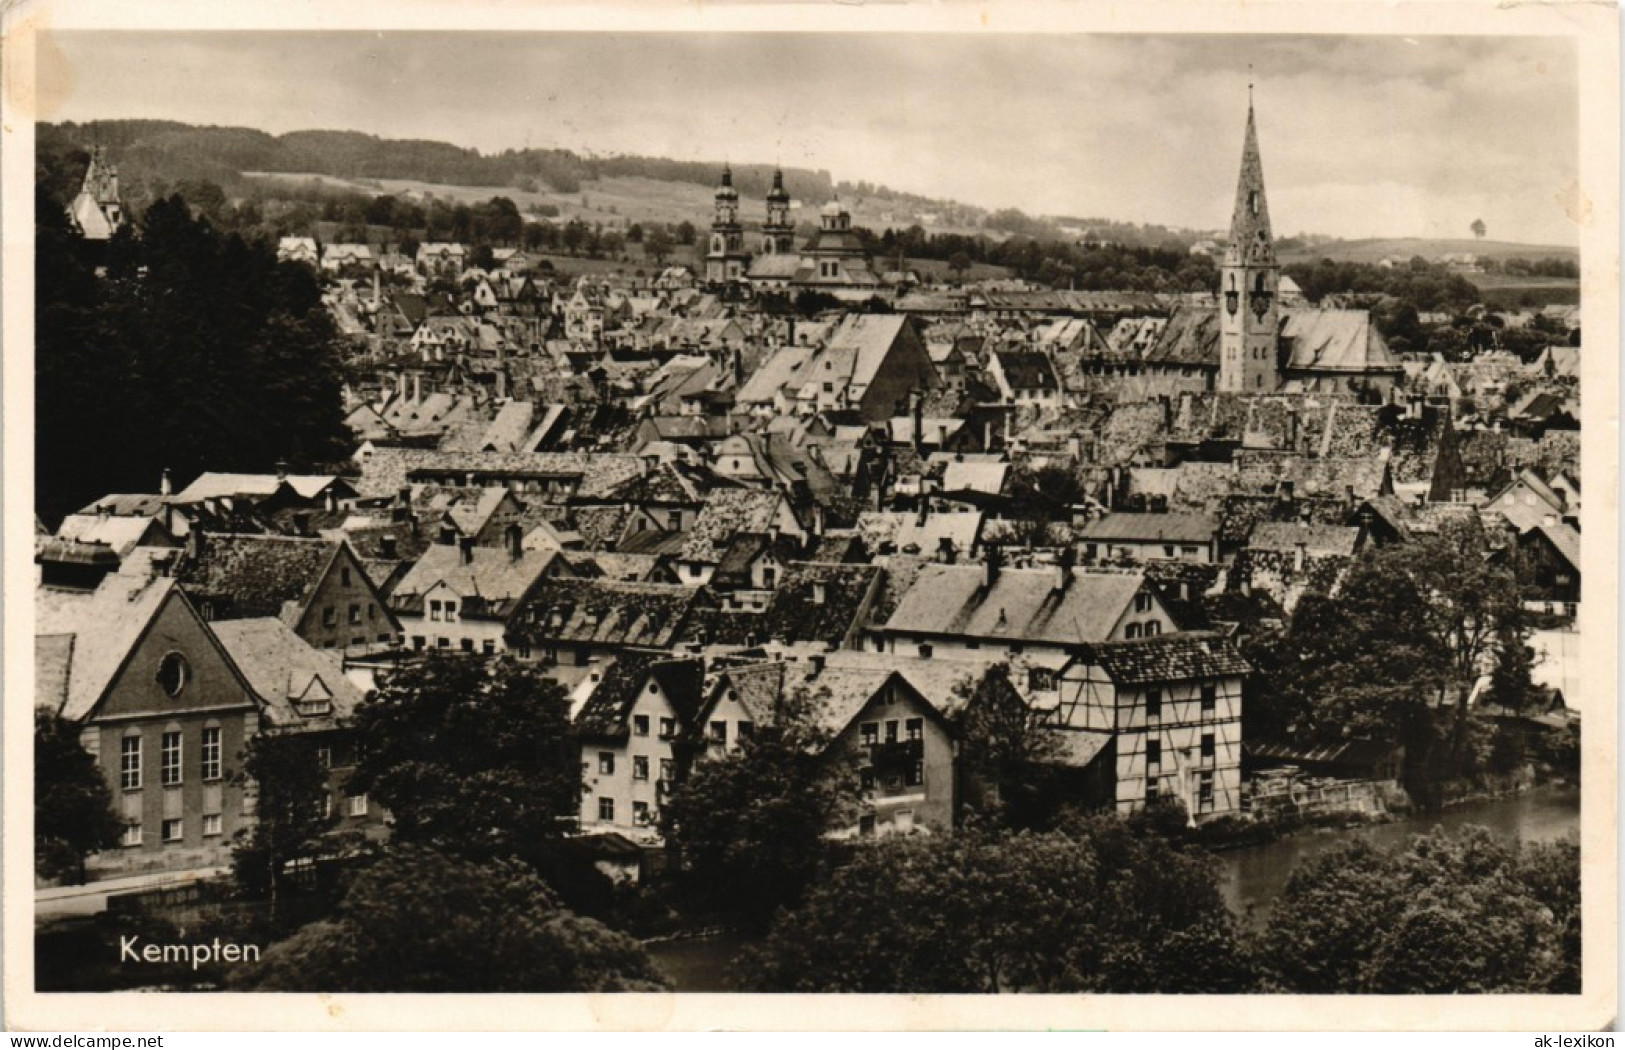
1073 632 1251 687
391 544 561 619
210 618 368 730
576 655 706 739
173 533 340 622
512 577 698 649
883 565 1150 645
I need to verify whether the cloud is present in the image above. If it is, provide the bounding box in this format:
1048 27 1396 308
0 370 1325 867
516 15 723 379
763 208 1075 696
40 30 1578 245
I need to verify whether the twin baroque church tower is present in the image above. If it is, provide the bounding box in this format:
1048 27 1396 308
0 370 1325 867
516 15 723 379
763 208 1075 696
1218 100 1281 393
705 165 796 285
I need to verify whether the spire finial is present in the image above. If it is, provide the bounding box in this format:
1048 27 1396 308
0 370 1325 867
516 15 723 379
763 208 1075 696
1248 65 1254 109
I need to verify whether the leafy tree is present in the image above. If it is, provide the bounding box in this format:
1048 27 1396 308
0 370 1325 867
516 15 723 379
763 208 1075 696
658 688 860 933
947 251 973 283
1472 218 1488 240
35 708 123 884
674 220 697 246
643 224 674 265
743 815 1252 993
952 664 1066 829
231 731 338 913
348 655 580 864
1259 826 1576 993
792 289 844 317
1487 622 1537 713
36 190 352 524
1246 519 1526 798
234 846 668 992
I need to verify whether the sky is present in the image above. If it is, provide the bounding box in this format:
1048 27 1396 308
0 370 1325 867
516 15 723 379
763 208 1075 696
37 31 1579 246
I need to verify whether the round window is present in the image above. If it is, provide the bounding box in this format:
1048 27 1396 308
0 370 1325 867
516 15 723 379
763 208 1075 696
156 652 189 697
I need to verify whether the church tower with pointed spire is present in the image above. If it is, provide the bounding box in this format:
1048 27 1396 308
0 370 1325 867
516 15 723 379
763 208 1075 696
705 165 750 284
762 168 794 255
1218 95 1280 393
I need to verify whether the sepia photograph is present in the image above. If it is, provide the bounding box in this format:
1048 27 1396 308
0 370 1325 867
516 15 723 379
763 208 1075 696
4 0 1618 1033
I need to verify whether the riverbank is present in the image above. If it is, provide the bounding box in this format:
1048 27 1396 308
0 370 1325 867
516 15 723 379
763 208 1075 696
1216 780 1580 929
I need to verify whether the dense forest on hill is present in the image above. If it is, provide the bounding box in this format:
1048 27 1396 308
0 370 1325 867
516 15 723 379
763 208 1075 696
39 121 837 211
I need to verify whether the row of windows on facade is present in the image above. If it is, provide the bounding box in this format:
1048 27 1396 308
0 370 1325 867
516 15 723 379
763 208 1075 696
1146 769 1219 810
596 797 654 825
1144 684 1221 718
859 717 924 746
119 795 368 848
412 635 499 654
1083 543 1205 560
121 728 354 793
1144 734 1220 767
121 813 223 847
595 753 676 781
120 728 222 790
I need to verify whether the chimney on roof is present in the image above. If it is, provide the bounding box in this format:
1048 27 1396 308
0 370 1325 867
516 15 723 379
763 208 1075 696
812 502 826 538
1294 540 1307 573
459 536 476 565
380 534 398 560
916 497 929 528
276 460 289 482
159 468 173 497
293 511 311 536
438 524 458 546
506 523 524 559
984 542 1003 588
938 535 957 565
809 653 826 677
325 488 338 514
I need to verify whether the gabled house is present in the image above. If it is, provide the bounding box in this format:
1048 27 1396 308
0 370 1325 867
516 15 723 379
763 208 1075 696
707 532 803 612
1483 469 1571 534
209 618 383 840
172 533 401 652
790 315 941 422
1051 632 1250 821
873 562 1179 664
574 655 706 839
674 489 806 586
508 577 700 682
389 533 574 655
987 349 1064 410
55 512 181 559
1079 513 1219 564
37 574 260 875
681 561 884 652
321 243 375 274
1514 522 1580 615
416 242 468 279
1232 521 1362 614
689 653 980 837
277 237 319 267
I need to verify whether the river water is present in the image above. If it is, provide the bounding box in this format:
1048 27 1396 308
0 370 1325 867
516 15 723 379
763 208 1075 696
647 785 1582 990
1216 783 1581 928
